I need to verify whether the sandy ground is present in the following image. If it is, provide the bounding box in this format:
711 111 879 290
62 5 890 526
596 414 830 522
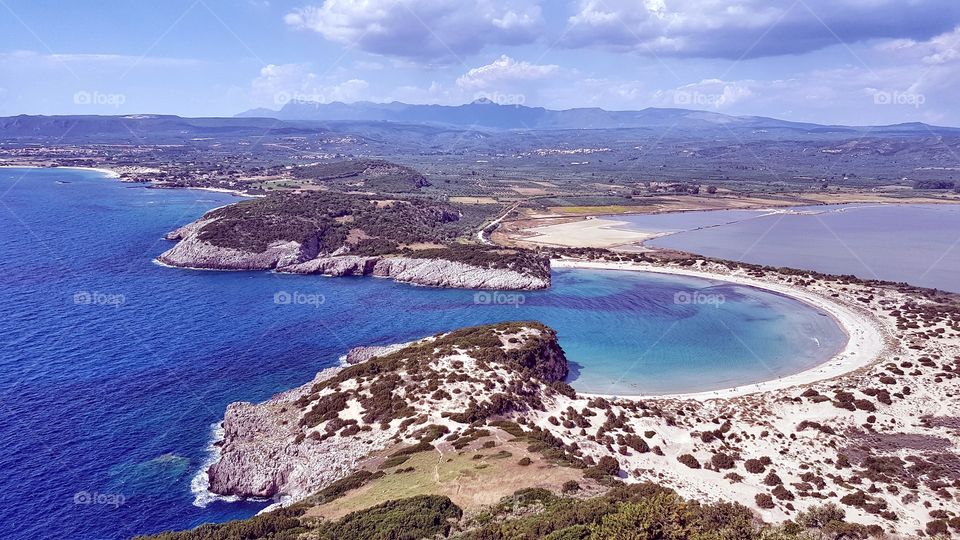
533 257 960 533
522 216 656 248
553 259 887 400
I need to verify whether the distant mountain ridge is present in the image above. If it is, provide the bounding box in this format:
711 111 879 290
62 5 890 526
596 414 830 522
236 99 958 133
1 106 957 144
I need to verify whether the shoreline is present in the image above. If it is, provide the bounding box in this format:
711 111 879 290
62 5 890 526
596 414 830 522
553 258 887 401
54 166 122 178
0 164 122 178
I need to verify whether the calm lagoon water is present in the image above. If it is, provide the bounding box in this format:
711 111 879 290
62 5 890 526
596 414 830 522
0 168 844 539
619 204 960 293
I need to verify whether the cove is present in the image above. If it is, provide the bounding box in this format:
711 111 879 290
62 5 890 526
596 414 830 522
0 168 845 539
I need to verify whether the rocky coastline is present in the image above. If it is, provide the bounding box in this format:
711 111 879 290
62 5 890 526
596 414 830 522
205 323 568 500
158 217 550 291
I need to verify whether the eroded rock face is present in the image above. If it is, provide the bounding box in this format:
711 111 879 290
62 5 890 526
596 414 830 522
279 255 549 290
371 257 550 290
343 343 410 365
158 218 302 270
204 323 568 500
280 255 379 277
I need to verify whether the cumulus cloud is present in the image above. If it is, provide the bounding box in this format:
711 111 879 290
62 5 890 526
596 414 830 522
285 0 543 62
564 0 960 59
456 55 559 91
654 79 755 109
252 63 369 106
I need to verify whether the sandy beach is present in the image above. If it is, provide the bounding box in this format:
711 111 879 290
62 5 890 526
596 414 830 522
54 166 121 178
553 258 887 400
0 164 122 179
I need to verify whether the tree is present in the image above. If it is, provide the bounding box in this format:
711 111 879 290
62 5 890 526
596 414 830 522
590 493 692 540
796 503 845 530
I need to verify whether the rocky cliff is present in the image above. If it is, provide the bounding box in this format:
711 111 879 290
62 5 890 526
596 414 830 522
203 322 569 501
158 217 550 290
159 218 302 270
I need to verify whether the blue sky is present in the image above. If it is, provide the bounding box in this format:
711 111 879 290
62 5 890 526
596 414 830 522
1 0 959 125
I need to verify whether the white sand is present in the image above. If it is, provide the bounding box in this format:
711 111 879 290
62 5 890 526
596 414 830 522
523 217 655 248
54 166 122 178
553 259 886 401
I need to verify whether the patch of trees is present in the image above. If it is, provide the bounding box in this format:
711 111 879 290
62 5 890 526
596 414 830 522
290 159 431 193
197 190 485 253
914 180 955 190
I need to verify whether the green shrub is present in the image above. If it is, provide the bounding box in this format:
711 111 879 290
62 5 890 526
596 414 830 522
315 495 461 540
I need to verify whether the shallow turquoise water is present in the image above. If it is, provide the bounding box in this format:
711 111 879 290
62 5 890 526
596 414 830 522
0 168 845 539
619 204 960 292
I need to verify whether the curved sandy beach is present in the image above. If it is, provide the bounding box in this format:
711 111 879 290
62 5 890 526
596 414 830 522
553 258 887 401
0 165 122 178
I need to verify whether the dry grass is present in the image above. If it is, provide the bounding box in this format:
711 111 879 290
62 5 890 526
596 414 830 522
304 429 588 520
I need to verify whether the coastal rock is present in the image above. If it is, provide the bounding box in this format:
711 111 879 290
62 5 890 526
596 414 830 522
343 343 410 365
279 255 379 276
160 218 550 290
205 322 568 500
371 256 550 290
158 218 302 270
278 255 550 290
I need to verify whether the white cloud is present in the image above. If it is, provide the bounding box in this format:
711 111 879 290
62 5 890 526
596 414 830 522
0 50 201 68
655 79 755 109
564 0 960 59
251 63 370 106
284 0 543 62
456 55 558 91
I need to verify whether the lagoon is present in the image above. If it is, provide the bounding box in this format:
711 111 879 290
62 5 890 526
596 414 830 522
618 204 960 293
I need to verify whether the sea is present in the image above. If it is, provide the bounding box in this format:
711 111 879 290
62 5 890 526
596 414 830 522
0 168 845 539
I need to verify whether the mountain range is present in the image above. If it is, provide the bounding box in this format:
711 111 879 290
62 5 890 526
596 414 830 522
1 102 957 144
237 98 959 134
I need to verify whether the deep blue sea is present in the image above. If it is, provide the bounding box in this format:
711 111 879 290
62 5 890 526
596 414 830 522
0 168 844 539
619 204 960 292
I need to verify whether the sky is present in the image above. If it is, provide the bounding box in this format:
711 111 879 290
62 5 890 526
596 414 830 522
1 0 959 125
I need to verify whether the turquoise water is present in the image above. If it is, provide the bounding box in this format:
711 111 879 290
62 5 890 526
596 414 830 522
619 204 960 292
0 168 845 539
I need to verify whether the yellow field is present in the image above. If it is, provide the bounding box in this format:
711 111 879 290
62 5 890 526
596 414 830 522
449 196 499 204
